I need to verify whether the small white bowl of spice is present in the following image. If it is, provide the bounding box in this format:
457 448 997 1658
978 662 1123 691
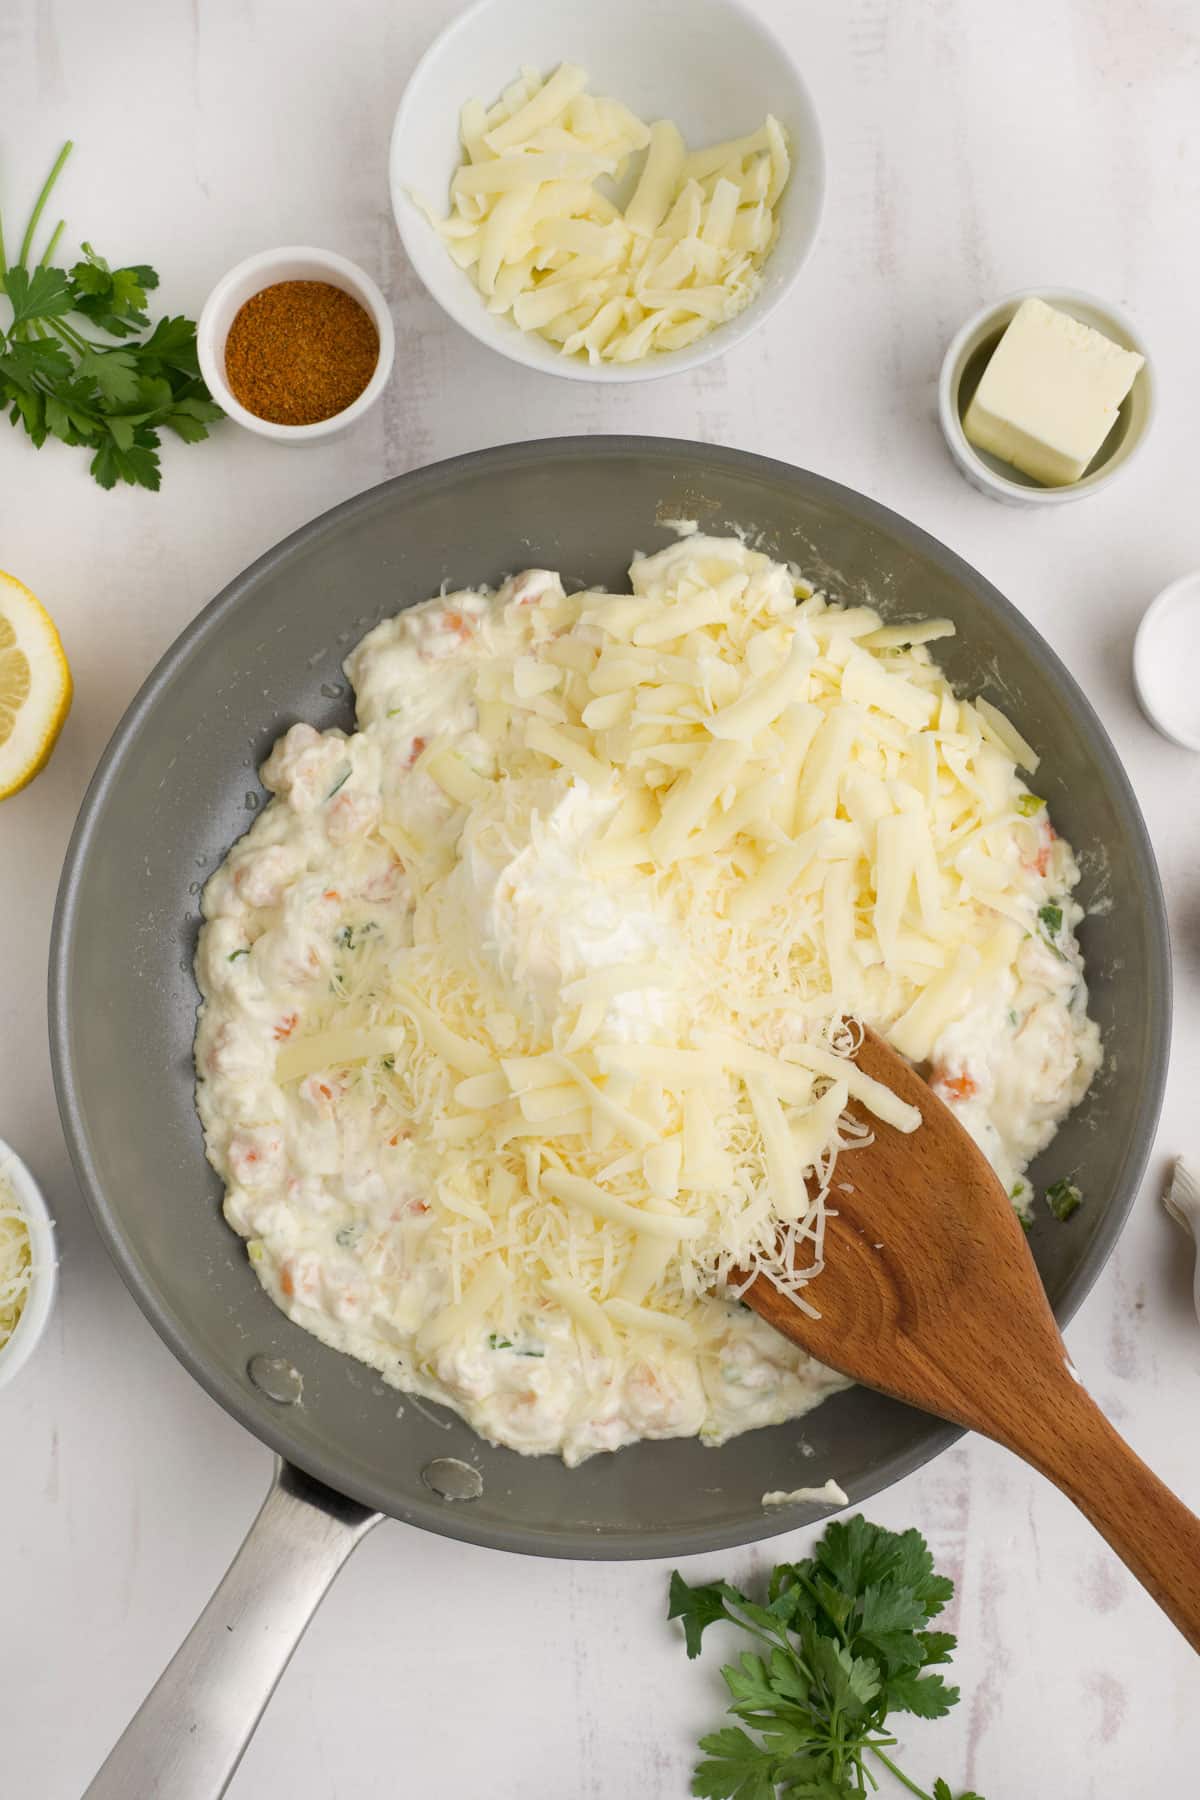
0 1136 57 1391
196 246 395 443
939 287 1153 505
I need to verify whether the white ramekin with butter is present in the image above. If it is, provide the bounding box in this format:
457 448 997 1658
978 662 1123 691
939 288 1153 506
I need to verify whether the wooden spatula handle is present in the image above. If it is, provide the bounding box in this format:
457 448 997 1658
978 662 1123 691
1019 1378 1200 1652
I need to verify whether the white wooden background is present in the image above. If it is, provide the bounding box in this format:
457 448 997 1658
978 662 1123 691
2 1 1199 1794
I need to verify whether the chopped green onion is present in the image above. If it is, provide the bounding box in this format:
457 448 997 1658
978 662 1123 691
1038 902 1063 937
1017 793 1045 816
326 768 351 799
227 947 249 962
1045 1178 1083 1222
485 1330 543 1356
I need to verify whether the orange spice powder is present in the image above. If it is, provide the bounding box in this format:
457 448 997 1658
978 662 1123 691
224 280 380 426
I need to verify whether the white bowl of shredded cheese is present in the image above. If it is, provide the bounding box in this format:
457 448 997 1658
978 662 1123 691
390 0 824 379
0 1137 57 1391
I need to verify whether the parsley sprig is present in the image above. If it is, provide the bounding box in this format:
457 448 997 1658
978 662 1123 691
670 1516 985 1800
0 142 222 489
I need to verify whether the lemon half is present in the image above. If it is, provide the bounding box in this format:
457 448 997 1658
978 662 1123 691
0 571 73 800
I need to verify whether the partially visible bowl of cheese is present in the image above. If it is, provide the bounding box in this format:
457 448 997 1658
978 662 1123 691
389 0 824 379
0 1137 57 1391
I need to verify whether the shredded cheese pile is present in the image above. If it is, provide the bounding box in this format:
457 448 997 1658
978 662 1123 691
269 535 1050 1358
426 62 789 364
0 1167 32 1350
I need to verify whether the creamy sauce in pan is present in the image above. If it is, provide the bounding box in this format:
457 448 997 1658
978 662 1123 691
195 537 1099 1464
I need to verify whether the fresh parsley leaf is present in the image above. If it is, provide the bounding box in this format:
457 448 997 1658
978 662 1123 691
105 414 136 452
68 245 156 334
67 252 113 296
1038 902 1063 937
0 145 221 489
887 1669 960 1718
10 387 47 445
3 264 75 326
138 312 205 376
164 405 220 444
859 1579 930 1639
111 263 156 317
692 1726 779 1800
90 432 161 492
810 1637 881 1715
669 1573 755 1660
1045 1177 1083 1222
918 1630 958 1666
0 336 74 391
722 1654 778 1714
672 1518 985 1800
74 346 141 406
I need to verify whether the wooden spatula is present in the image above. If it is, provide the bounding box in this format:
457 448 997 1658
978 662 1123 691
744 1025 1200 1651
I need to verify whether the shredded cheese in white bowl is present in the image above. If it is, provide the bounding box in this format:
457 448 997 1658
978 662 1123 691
0 1191 31 1346
0 1138 57 1390
420 62 791 366
195 533 1100 1465
389 0 824 382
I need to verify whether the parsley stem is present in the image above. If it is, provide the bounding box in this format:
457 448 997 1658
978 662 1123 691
48 317 88 353
48 317 119 356
17 140 73 271
869 1747 933 1799
38 218 65 268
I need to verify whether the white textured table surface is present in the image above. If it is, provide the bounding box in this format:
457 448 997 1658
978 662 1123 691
3 1 1199 1794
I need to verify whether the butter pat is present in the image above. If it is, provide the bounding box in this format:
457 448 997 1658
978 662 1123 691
963 298 1144 487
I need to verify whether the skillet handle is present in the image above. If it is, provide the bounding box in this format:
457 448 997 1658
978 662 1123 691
84 1458 382 1800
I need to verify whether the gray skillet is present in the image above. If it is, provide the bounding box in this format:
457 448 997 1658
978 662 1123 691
50 438 1170 1795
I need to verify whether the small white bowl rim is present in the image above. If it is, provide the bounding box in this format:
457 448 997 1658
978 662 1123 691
0 1135 57 1391
196 246 396 442
388 0 825 384
938 285 1155 505
1132 572 1200 752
